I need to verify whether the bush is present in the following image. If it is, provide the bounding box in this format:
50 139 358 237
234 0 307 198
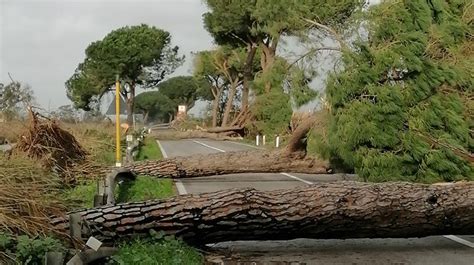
0 233 64 265
15 236 64 265
251 90 292 136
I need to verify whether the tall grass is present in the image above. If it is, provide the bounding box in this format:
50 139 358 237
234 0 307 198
0 154 65 237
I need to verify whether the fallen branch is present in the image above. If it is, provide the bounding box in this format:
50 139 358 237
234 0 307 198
51 181 474 244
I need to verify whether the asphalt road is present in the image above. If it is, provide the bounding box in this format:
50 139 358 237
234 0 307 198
157 138 474 264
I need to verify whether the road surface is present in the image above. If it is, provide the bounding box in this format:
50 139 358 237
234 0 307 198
157 138 474 264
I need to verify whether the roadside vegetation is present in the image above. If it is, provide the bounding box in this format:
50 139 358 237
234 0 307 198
0 117 201 264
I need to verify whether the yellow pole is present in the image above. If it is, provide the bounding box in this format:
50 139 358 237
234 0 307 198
115 76 121 167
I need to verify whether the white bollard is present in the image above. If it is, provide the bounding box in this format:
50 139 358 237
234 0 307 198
256 135 260 146
276 136 280 148
262 135 266 145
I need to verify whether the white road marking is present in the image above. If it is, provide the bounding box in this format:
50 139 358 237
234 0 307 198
443 235 474 248
157 140 187 194
280 172 314 185
192 140 226 153
156 140 168 158
175 180 188 195
192 140 314 185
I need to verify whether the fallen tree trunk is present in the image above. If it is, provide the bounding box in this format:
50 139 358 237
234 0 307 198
150 130 240 140
128 149 330 177
132 114 326 177
51 181 474 244
205 126 244 134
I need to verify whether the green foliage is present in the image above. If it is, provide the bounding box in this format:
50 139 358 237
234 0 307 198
0 232 14 250
135 91 175 123
203 0 363 43
51 105 81 123
158 76 208 110
0 81 34 120
111 235 202 265
135 76 210 122
252 90 292 135
67 24 184 110
325 0 473 182
15 235 64 265
62 180 97 209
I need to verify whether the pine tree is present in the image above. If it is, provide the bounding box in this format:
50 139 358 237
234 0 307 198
326 0 473 182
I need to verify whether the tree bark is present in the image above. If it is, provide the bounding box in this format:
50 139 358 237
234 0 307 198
51 181 474 244
126 82 135 127
221 80 238 127
205 126 243 134
128 149 330 178
211 90 221 128
142 114 320 177
143 111 149 124
149 130 240 141
242 44 257 112
260 36 279 93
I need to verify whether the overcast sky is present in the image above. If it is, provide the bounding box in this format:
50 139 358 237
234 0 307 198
1 0 380 112
0 0 215 110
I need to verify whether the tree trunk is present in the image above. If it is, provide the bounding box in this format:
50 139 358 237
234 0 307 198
143 111 149 124
133 117 322 177
126 82 135 127
149 130 240 141
242 44 257 112
128 149 329 178
260 36 279 93
211 89 222 128
221 80 238 127
52 181 474 244
205 126 243 134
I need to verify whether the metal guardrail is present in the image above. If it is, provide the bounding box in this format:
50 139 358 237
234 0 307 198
148 123 171 130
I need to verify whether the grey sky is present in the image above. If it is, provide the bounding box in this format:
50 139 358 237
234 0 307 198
1 0 380 113
1 0 215 110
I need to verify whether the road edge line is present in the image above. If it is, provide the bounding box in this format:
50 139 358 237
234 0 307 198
156 140 168 158
192 140 226 153
175 180 188 195
280 172 313 185
443 235 474 248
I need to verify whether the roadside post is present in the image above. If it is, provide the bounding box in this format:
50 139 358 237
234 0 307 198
262 135 266 145
115 75 121 167
256 135 260 146
276 135 280 148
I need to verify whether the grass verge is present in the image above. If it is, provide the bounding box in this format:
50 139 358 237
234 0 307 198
137 137 163 160
112 236 203 265
62 132 203 264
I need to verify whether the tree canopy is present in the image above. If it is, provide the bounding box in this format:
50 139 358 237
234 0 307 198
201 0 362 134
135 76 211 123
134 91 175 123
0 81 34 120
325 0 473 182
66 24 183 124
